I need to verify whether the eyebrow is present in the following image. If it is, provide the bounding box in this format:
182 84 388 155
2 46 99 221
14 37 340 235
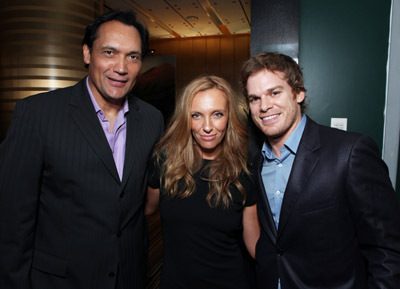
248 85 283 98
129 50 142 55
102 45 117 50
190 108 227 114
101 46 142 56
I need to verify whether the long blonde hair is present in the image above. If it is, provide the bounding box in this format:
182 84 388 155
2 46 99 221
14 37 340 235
154 75 249 208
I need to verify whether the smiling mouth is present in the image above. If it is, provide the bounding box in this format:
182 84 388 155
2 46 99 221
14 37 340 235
108 77 128 86
261 114 279 121
200 134 217 141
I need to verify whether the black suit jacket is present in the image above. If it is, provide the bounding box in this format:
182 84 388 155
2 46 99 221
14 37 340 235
0 78 164 289
252 117 400 289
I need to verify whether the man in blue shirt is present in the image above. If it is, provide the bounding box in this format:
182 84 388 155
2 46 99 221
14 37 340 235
240 52 400 289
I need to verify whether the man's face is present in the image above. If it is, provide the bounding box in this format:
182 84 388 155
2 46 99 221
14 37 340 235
246 69 305 146
83 20 142 106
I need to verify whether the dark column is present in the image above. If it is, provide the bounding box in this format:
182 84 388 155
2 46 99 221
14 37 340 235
250 0 299 59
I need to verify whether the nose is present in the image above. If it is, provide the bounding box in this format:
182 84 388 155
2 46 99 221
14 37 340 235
114 57 128 74
260 96 272 112
202 117 213 133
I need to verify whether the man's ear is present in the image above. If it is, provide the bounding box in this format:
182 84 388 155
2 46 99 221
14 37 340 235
83 44 90 65
296 90 305 103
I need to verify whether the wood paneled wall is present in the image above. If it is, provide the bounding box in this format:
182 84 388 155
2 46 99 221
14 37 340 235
148 34 250 97
0 0 104 141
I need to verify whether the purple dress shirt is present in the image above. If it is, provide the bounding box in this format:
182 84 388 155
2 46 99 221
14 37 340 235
86 77 128 181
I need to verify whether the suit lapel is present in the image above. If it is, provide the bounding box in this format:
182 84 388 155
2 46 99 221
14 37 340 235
120 96 142 191
277 118 321 239
254 153 278 242
68 79 120 183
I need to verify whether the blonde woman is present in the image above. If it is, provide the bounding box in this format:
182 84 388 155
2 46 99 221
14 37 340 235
146 75 259 289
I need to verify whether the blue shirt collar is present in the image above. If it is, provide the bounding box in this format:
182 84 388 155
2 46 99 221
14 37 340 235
262 115 307 160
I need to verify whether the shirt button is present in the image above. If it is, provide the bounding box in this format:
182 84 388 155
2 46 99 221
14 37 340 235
276 190 281 195
277 249 284 256
278 163 283 167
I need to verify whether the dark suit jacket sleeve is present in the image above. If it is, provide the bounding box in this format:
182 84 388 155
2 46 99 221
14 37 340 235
0 99 43 289
346 134 400 288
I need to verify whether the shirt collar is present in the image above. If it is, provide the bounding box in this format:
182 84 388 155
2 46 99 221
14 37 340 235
262 114 307 159
86 76 129 115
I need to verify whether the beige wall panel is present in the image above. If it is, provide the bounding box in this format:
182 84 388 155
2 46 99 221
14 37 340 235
2 90 50 100
1 68 86 79
191 38 207 79
148 34 250 97
0 79 81 89
220 37 234 84
2 55 85 68
205 37 221 76
178 39 194 82
149 38 179 55
0 0 102 140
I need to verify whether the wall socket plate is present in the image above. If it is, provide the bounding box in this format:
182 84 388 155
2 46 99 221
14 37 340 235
331 118 347 131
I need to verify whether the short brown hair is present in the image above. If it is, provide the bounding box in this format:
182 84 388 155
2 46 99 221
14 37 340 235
240 52 307 112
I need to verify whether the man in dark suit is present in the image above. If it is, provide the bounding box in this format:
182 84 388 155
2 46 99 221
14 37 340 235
240 52 400 289
0 10 164 289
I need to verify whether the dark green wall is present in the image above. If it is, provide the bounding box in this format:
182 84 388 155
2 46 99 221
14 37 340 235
397 154 400 199
299 0 391 150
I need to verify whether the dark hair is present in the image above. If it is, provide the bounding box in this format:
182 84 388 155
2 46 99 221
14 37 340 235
240 52 307 112
82 9 149 58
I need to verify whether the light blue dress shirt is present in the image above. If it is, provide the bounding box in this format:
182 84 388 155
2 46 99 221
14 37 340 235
261 115 306 289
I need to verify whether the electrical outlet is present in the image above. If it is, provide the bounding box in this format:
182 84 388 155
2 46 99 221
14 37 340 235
331 118 347 131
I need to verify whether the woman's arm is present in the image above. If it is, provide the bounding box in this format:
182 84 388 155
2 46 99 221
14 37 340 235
242 204 260 259
145 186 160 216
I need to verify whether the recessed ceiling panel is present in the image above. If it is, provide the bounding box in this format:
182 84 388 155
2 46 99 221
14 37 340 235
211 0 250 34
165 0 221 37
104 0 251 38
